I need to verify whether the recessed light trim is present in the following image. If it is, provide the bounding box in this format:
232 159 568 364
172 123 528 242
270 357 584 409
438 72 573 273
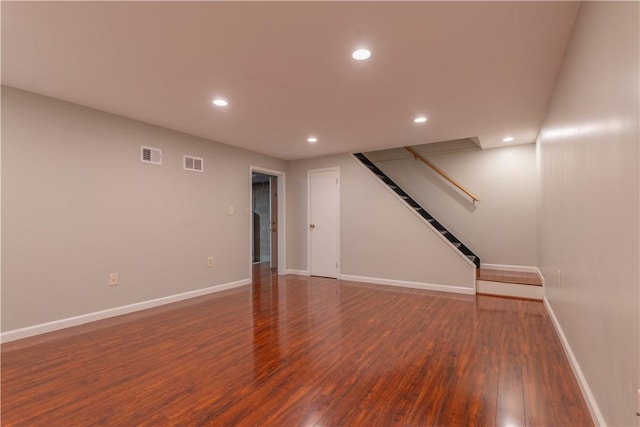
352 48 371 61
307 137 318 143
414 116 427 123
212 98 228 107
502 136 515 142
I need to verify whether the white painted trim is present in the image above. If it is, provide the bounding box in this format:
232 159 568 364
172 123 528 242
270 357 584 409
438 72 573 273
307 167 341 279
350 154 476 268
1 279 251 343
340 274 476 295
286 269 310 276
477 280 542 300
250 166 286 278
544 297 605 427
536 267 545 286
480 263 539 273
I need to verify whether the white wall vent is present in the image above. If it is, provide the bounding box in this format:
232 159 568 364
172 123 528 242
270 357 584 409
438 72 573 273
140 145 162 165
183 155 204 172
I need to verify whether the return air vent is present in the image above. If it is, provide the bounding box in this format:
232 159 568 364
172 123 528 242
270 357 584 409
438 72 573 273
140 145 162 165
183 155 204 172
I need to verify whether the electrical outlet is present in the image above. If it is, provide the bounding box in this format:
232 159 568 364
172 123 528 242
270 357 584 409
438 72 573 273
208 257 214 268
109 273 119 287
228 205 234 215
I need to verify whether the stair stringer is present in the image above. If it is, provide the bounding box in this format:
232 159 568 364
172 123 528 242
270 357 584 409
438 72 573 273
351 153 478 270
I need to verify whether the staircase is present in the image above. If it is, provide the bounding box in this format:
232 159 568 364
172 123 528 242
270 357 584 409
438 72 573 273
476 268 543 300
353 152 480 268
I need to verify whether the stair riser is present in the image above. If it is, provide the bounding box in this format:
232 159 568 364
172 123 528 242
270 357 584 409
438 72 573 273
477 280 542 300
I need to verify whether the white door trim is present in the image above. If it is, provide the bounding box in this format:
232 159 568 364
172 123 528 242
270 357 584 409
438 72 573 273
307 167 340 278
249 166 286 279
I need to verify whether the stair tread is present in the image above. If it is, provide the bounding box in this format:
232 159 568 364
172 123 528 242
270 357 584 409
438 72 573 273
476 268 542 286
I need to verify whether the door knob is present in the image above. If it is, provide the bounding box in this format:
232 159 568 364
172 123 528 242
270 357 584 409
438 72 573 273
310 224 316 229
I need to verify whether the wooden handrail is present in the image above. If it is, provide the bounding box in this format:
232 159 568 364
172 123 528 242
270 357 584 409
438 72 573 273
403 146 480 204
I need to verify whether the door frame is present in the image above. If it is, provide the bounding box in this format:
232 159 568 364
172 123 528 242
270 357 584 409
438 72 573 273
249 166 286 278
269 176 278 269
307 167 340 278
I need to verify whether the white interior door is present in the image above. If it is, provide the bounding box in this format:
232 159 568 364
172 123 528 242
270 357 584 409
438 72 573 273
308 168 339 278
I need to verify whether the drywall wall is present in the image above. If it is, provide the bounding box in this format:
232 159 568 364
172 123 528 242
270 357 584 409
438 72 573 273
537 2 639 426
374 144 537 267
287 154 475 290
1 87 285 332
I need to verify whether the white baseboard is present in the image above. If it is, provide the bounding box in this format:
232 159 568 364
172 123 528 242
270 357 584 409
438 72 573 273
339 274 475 295
1 278 251 344
480 263 539 273
286 269 310 276
544 297 605 426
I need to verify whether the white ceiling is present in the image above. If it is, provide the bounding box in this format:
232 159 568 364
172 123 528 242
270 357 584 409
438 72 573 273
1 2 579 160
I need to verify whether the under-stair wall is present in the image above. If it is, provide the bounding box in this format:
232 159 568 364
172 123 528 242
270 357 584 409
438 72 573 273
366 144 538 268
286 153 476 293
353 153 480 268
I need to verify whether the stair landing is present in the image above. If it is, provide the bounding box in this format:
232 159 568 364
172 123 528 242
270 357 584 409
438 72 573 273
476 268 543 300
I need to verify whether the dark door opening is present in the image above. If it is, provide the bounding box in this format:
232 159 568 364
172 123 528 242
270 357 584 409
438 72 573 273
252 172 278 269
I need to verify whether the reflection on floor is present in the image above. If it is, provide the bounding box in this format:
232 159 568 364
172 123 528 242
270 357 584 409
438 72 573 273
1 265 592 426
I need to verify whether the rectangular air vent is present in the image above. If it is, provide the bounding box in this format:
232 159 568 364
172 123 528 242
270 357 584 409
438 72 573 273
183 155 204 172
140 145 162 165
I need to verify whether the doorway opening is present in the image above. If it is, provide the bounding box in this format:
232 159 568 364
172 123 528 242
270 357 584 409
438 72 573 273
252 172 277 268
250 166 286 279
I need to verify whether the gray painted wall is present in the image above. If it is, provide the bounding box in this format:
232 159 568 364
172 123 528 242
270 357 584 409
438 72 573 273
374 144 538 267
537 3 639 425
2 87 285 331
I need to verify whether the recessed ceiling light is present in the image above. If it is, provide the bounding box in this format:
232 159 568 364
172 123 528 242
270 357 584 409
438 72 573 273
502 136 515 142
414 116 427 123
212 98 228 107
352 48 371 61
307 137 318 143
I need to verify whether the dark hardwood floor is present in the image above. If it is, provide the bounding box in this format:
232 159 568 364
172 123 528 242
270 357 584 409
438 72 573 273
2 264 592 426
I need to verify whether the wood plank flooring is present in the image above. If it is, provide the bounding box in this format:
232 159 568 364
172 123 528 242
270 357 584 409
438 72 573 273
1 264 592 426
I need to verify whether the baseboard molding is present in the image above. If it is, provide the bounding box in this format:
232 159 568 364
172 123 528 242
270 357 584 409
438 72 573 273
544 297 605 426
340 274 475 295
286 269 310 276
1 278 251 344
480 263 539 273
